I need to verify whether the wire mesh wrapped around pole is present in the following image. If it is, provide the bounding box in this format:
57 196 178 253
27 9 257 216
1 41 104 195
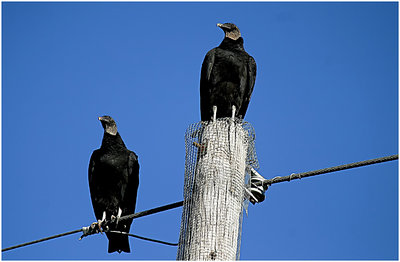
177 118 259 261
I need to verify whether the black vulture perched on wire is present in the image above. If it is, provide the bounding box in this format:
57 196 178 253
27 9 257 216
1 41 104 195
200 23 257 121
88 116 139 253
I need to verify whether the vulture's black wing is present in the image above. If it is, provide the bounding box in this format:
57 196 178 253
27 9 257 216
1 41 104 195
238 55 257 118
88 149 103 221
200 48 216 121
106 150 139 254
121 151 139 223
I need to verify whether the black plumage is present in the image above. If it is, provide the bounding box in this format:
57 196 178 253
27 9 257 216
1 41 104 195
88 116 139 253
200 23 257 121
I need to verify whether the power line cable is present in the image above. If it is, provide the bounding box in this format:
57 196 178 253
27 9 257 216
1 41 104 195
106 230 178 246
2 154 397 253
263 154 398 188
2 201 183 252
2 229 82 252
115 200 183 223
79 201 183 239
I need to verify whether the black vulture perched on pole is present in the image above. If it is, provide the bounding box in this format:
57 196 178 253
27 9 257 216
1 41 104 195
88 116 139 253
200 23 257 121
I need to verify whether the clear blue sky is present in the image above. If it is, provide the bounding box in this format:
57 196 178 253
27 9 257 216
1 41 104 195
2 2 398 260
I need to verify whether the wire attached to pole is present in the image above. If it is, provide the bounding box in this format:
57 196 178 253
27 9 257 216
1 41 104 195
2 229 83 252
247 154 398 204
2 201 183 252
2 154 397 252
106 230 178 246
264 154 398 187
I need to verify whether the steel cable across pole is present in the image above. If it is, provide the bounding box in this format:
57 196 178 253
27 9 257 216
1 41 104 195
263 154 398 187
2 201 183 252
2 229 83 252
2 154 397 252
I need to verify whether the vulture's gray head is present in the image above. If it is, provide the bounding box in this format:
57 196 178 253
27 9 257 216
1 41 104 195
98 115 118 135
217 23 241 40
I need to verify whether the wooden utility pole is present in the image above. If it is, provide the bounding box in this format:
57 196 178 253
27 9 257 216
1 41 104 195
177 118 250 260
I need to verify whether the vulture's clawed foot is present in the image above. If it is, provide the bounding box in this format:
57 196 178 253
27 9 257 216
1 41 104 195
116 207 122 226
231 105 236 120
96 211 106 233
111 208 123 227
96 220 104 233
212 106 217 122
